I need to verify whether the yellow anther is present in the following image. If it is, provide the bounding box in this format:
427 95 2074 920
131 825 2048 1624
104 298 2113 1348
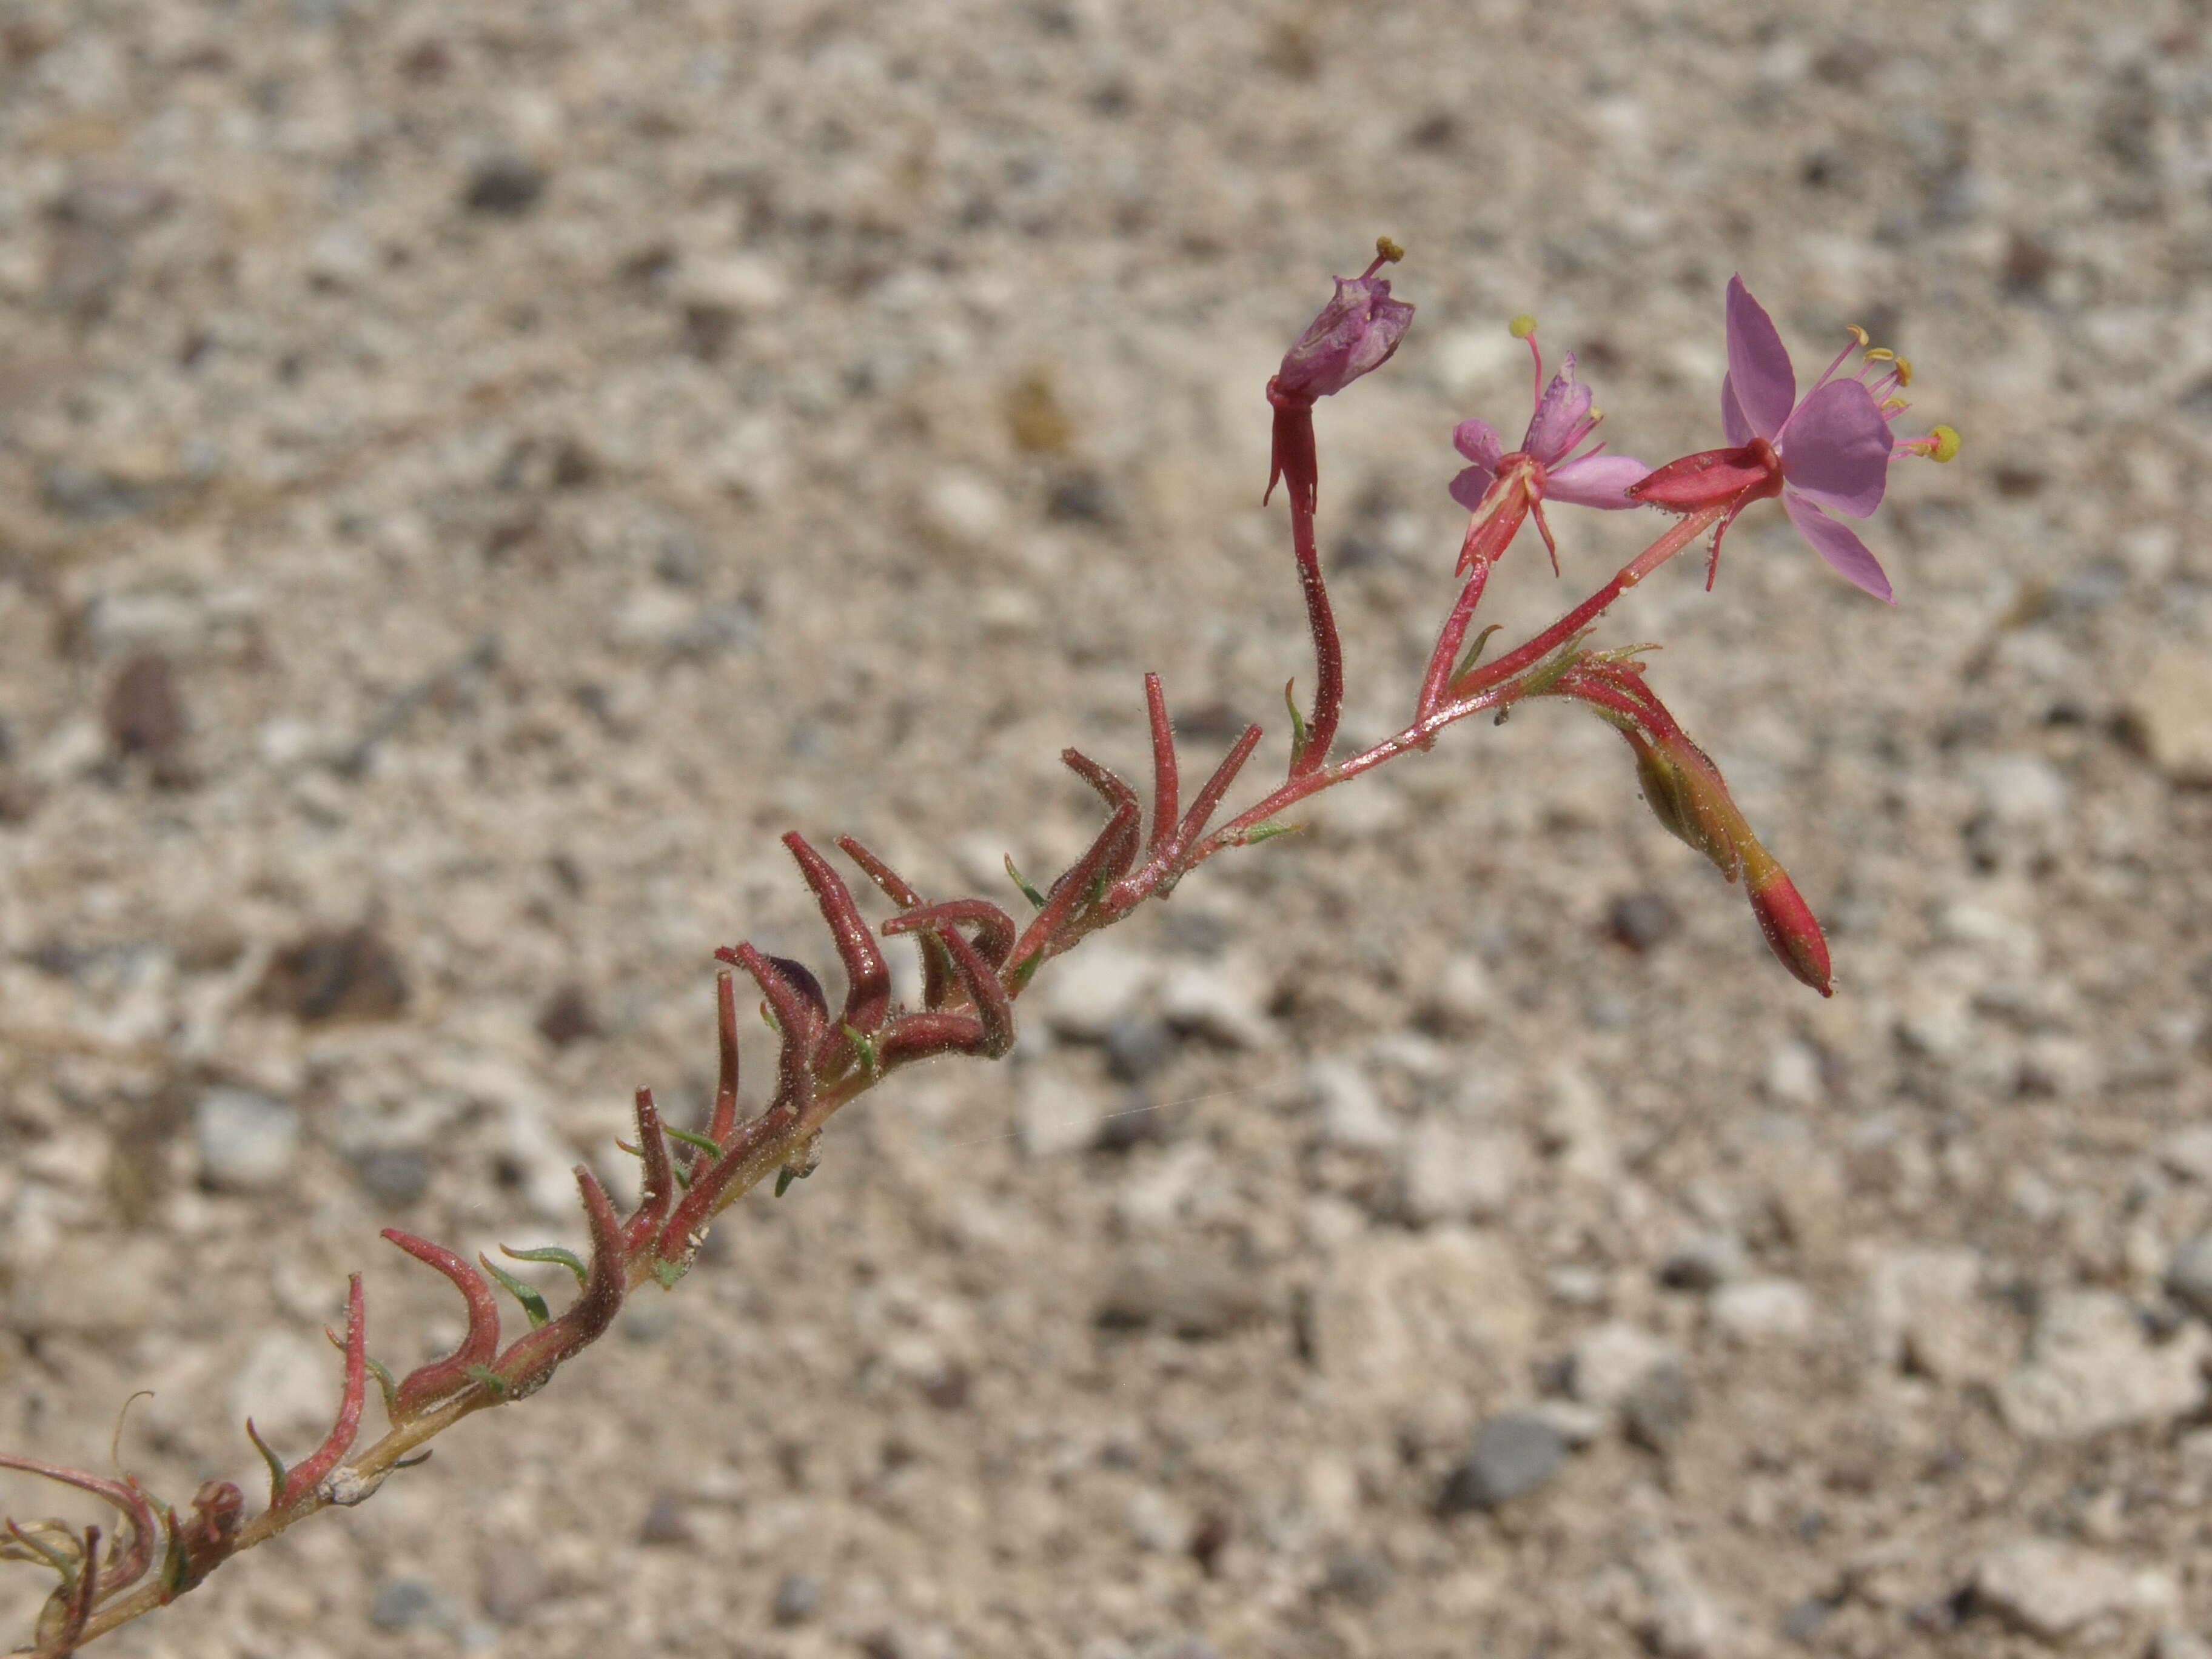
1845 324 1869 347
1892 356 1912 386
1508 313 1538 340
1375 235 1406 263
1864 347 1895 362
1928 424 1961 463
1880 397 1909 415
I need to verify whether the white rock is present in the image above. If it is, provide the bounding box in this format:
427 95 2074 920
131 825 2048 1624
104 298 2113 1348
1761 1040 1824 1106
1541 1066 1615 1182
675 252 788 315
1421 951 1495 1031
1037 945 1156 1041
1395 1119 1522 1224
1709 1278 1814 1344
1973 1538 2158 1641
195 1087 302 1193
2130 651 2212 783
1308 1056 1397 1150
1638 1541 1738 1659
1569 1321 1680 1409
231 1328 343 1442
1015 1066 1115 1158
2157 1126 2212 1184
1159 959 1273 1048
1976 754 2069 830
1124 1486 1190 1553
7 1236 170 1337
1997 1290 2208 1441
1863 1247 2006 1382
920 469 1009 551
1307 1228 1538 1415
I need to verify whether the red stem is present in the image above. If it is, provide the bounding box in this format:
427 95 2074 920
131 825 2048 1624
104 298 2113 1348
1142 674 1179 863
1417 560 1493 719
279 1276 365 1507
1285 441 1343 776
383 1232 501 1415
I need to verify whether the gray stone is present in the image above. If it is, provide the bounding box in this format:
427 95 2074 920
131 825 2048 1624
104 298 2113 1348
1658 1235 1744 1292
369 1577 444 1632
1097 1245 1268 1339
2166 1236 2212 1321
7 1236 170 1338
1038 945 1156 1041
1016 1065 1117 1158
1997 1290 2208 1441
1438 1413 1566 1512
2158 1127 2212 1185
773 1572 823 1626
1102 1017 1175 1082
477 1542 547 1624
1622 1360 1696 1452
194 1087 301 1192
1972 1538 2153 1641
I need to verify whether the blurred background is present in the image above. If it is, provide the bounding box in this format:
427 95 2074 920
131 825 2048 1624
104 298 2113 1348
2 1 2208 1655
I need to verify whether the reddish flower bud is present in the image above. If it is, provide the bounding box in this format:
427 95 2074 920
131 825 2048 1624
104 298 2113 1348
1746 862 1832 997
1627 438 1783 514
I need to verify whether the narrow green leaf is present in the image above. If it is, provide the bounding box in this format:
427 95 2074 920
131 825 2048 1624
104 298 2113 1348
1283 678 1308 765
1005 856 1047 910
651 1259 685 1290
1242 820 1299 845
1010 954 1042 991
774 1166 797 1198
1453 623 1503 682
363 1355 401 1423
478 1255 551 1328
463 1364 511 1399
844 1023 880 1079
664 1125 725 1159
501 1244 588 1288
244 1419 287 1508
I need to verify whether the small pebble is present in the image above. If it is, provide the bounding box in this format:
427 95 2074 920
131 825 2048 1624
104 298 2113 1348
1622 1361 1696 1452
356 1147 429 1206
478 1542 547 1625
104 651 185 759
369 1577 442 1632
1103 1016 1174 1082
773 1571 823 1626
2166 1236 2212 1321
1607 891 1678 952
637 1490 692 1545
1437 1413 1566 1513
535 984 600 1048
194 1087 301 1192
464 152 546 215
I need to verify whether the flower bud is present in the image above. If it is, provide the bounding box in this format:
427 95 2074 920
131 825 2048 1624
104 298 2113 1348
1273 253 1415 405
1626 728 1744 882
1746 862 1832 997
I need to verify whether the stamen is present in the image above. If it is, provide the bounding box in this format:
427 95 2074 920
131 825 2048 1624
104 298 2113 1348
1844 324 1870 347
1811 337 1860 392
1926 424 1960 462
1892 356 1912 387
1509 315 1543 406
1864 347 1895 362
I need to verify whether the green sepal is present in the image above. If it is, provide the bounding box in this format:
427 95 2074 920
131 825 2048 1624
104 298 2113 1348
844 1023 880 1079
501 1244 589 1288
479 1255 552 1327
1005 856 1048 910
1453 624 1503 682
244 1419 287 1508
665 1125 725 1159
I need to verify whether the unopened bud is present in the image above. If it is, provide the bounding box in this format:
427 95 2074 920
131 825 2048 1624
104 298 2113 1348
1627 729 1744 882
1746 863 1832 997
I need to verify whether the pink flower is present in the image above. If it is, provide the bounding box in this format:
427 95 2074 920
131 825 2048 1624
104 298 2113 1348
1448 324 1646 576
1632 275 1955 603
1451 345 1646 566
1266 238 1415 514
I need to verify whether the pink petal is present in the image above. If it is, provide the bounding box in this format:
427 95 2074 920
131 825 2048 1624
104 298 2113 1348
1452 417 1504 471
1775 379 1891 518
1545 452 1650 510
1783 492 1892 602
1724 275 1795 441
1720 374 1755 447
1448 464 1495 514
1521 355 1594 464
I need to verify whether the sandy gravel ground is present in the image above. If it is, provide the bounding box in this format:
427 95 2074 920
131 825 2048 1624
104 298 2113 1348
4 1 2212 1655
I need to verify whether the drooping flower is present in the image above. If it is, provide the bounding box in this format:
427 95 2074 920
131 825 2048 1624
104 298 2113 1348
1265 238 1415 514
1630 275 1960 602
1448 318 1647 576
